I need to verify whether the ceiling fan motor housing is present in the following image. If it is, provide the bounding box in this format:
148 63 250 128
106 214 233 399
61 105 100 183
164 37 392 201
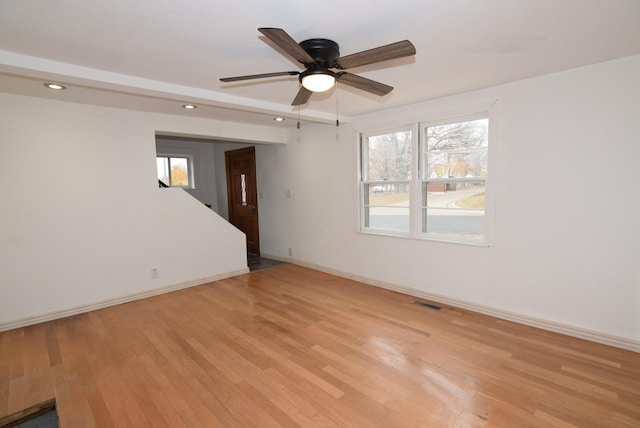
299 38 340 67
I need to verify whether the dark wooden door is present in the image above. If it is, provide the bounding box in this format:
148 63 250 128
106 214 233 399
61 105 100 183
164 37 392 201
225 147 260 255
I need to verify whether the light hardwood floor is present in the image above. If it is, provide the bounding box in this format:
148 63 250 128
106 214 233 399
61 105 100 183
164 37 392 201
1 264 639 427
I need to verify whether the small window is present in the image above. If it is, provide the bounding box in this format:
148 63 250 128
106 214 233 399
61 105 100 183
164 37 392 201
156 155 193 188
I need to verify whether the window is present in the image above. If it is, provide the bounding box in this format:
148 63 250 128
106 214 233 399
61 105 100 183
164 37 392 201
359 116 490 245
156 155 193 188
421 118 488 241
360 128 413 233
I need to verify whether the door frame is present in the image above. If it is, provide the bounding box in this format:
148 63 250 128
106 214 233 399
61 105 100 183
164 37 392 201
225 146 260 255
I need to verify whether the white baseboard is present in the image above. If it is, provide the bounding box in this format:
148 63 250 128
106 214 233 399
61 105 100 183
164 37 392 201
0 268 250 332
278 257 640 353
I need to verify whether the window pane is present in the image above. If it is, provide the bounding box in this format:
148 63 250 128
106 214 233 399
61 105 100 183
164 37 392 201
422 181 485 238
365 130 412 181
169 157 189 186
363 182 410 233
240 173 247 206
156 157 170 185
423 119 488 179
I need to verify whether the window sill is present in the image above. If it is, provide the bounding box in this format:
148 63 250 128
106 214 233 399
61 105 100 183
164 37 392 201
358 229 490 247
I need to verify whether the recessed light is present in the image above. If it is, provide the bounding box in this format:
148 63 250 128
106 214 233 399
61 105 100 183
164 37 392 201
182 104 197 109
44 83 66 90
274 117 285 122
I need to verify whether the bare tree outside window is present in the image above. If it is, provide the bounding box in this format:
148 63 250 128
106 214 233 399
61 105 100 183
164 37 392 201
366 130 412 181
424 119 488 179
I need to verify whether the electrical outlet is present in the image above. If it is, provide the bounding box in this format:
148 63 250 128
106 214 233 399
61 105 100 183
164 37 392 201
151 268 159 279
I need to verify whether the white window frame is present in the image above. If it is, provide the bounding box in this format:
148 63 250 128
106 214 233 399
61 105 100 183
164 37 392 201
357 106 496 247
156 154 195 189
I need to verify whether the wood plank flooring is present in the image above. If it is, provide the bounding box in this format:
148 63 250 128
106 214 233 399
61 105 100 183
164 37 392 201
1 264 639 427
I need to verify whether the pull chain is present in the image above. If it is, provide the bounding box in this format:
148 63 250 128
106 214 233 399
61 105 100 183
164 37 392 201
297 104 300 129
335 82 340 127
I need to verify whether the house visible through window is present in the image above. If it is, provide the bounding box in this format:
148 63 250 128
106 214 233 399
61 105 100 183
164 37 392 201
156 155 193 188
360 116 490 245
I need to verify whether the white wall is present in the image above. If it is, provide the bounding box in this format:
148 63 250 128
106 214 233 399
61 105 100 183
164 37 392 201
253 143 293 258
258 55 640 346
0 94 285 328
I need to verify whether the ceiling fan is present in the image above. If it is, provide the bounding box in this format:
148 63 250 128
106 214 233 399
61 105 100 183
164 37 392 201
220 28 416 106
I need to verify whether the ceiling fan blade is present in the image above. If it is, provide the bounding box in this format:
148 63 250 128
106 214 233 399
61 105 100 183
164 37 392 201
334 40 416 69
292 86 313 105
220 71 299 82
258 28 314 64
337 72 393 96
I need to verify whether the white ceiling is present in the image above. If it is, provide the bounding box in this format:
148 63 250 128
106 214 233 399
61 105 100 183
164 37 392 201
1 0 639 128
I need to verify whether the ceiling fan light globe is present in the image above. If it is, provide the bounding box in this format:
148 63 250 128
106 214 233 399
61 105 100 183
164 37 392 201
301 74 336 92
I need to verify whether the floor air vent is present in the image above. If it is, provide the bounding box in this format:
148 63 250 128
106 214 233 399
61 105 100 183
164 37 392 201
413 301 442 310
